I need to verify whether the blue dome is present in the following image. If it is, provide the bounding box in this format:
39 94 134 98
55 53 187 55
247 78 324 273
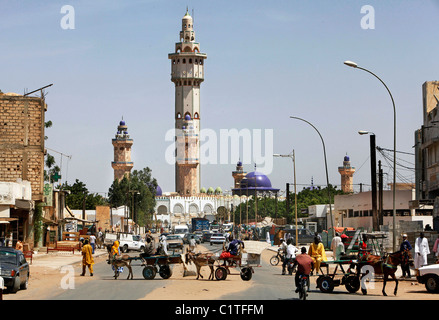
240 171 272 189
344 155 350 161
119 120 125 126
185 114 191 121
156 185 162 196
237 161 242 167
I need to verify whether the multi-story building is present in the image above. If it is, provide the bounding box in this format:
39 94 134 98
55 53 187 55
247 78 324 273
0 91 47 247
414 81 439 228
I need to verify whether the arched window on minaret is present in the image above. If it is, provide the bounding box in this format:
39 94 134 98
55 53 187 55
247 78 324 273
176 112 182 119
194 112 199 119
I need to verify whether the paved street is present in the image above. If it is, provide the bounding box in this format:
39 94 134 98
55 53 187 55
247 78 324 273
3 243 436 302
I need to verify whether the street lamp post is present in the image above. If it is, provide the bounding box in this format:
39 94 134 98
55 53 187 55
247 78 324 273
345 61 397 251
274 151 298 246
290 117 335 236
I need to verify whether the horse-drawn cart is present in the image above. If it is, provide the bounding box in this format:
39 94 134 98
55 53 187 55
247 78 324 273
316 259 360 294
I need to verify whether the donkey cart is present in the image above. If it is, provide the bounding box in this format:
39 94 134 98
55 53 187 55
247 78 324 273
127 254 185 280
214 241 270 281
214 252 261 281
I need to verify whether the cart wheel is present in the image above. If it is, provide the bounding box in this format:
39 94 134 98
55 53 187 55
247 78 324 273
142 266 157 280
215 267 228 280
270 255 280 266
159 265 173 279
345 274 360 293
319 276 335 293
240 267 253 281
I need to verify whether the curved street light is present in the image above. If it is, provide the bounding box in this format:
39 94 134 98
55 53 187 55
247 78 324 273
344 60 397 252
289 116 335 236
274 150 299 246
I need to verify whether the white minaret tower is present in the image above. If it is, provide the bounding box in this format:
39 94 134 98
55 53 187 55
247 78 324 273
169 9 207 195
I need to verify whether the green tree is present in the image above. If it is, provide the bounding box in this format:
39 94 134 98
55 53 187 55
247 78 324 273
108 167 157 227
231 184 346 223
61 179 107 210
43 120 61 183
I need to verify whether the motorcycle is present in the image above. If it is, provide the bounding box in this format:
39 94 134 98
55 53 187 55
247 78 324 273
297 274 309 300
287 258 297 275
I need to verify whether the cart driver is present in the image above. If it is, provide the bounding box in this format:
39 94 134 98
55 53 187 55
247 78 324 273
308 236 327 275
358 234 368 259
294 247 314 293
219 235 244 261
141 235 155 258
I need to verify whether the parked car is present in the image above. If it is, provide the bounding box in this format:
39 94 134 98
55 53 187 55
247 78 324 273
202 231 212 243
0 247 29 293
194 231 204 242
183 233 201 244
166 234 184 251
210 233 226 246
417 264 439 293
284 228 315 244
118 233 146 253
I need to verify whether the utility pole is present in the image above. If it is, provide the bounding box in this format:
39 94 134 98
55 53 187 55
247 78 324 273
378 160 384 226
370 134 378 230
286 183 290 223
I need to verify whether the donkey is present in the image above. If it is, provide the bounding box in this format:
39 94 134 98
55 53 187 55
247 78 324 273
185 249 216 280
106 244 133 280
357 250 412 296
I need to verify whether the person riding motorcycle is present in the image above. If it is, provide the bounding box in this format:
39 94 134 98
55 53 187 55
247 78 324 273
293 247 314 293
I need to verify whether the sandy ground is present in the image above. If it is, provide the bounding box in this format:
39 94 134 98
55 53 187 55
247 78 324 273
3 247 438 300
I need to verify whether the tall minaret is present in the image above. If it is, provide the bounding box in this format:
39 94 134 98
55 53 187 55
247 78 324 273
169 9 207 195
232 160 247 189
338 154 355 193
111 120 133 181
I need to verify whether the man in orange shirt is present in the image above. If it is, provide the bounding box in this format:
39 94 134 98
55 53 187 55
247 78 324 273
294 247 313 292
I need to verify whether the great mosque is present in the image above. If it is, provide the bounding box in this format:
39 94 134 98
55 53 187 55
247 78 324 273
110 10 354 228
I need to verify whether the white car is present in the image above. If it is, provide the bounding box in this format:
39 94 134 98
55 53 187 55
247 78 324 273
118 234 146 253
210 233 226 246
417 264 439 293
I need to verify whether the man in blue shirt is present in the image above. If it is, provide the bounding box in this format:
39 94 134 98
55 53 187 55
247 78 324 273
400 234 413 279
220 235 244 260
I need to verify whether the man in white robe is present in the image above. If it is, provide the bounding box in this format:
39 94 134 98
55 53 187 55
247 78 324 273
415 232 430 269
331 233 342 261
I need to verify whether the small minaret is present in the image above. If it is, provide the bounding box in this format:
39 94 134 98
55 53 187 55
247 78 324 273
338 154 355 193
232 160 247 189
169 9 207 195
111 120 133 181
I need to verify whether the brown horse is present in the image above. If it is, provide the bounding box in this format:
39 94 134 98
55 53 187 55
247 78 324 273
357 250 412 296
185 249 215 280
106 244 133 280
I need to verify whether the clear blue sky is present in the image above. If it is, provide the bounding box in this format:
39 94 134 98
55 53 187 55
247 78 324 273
2 0 439 196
